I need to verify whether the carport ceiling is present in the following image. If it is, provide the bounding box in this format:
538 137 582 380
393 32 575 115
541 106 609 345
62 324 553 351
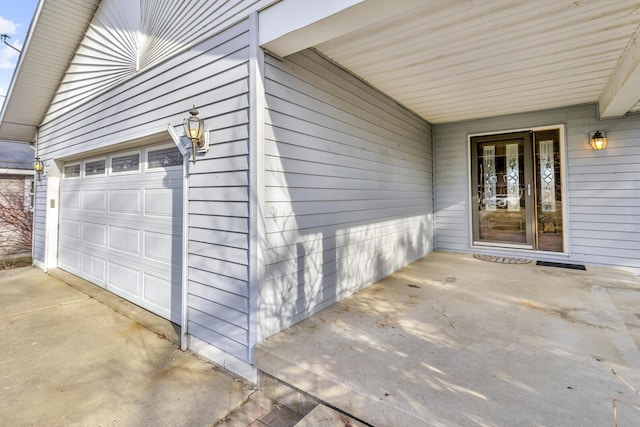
264 0 640 124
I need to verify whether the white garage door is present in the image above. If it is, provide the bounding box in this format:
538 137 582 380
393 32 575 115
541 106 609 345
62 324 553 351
58 144 184 324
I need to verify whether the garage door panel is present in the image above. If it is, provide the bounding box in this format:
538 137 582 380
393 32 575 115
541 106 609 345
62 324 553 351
108 262 140 297
58 245 82 272
109 226 141 255
60 219 81 240
144 231 180 264
82 254 106 284
59 143 183 324
143 274 174 311
61 190 82 210
82 222 107 246
83 190 107 211
145 188 179 217
109 189 141 214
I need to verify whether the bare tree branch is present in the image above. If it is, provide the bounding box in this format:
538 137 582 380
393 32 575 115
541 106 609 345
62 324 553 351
0 188 33 256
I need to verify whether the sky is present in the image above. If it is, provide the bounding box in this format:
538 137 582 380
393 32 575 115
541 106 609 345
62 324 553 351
0 0 40 108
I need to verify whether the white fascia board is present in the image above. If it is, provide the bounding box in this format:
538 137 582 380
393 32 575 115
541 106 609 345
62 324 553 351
259 0 424 57
0 168 34 176
599 32 640 118
0 0 45 124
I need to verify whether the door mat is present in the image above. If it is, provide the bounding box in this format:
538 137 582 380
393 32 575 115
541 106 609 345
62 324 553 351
536 261 586 270
473 254 533 264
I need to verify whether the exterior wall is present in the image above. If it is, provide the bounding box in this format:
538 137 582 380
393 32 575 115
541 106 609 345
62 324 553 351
261 49 434 339
434 104 640 273
32 174 47 265
34 8 257 366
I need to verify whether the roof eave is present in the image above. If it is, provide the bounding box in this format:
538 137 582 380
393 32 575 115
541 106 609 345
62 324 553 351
0 0 100 142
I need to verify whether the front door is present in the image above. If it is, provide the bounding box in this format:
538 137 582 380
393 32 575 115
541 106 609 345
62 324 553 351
471 131 534 248
471 129 563 252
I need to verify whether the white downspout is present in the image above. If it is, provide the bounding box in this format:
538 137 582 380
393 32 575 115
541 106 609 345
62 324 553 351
180 153 190 350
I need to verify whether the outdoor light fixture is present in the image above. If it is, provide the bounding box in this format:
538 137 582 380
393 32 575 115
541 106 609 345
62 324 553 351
589 130 607 151
33 157 44 177
183 105 207 163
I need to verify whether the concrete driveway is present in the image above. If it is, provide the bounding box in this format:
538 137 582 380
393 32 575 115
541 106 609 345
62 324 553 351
0 266 253 427
256 252 640 426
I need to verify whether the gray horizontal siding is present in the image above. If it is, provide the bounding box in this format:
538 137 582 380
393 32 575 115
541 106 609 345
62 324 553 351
432 120 471 252
434 103 640 273
36 19 254 362
187 127 251 361
261 49 434 339
46 0 276 123
38 21 251 158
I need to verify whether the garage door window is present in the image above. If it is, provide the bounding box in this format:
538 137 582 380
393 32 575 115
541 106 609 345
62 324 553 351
64 164 81 179
85 159 106 177
111 153 140 174
147 147 182 169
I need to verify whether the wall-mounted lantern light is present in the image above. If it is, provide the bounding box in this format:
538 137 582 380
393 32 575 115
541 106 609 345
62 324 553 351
589 130 607 151
33 157 44 177
183 105 208 163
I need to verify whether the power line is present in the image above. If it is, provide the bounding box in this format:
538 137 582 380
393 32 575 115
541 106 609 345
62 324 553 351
0 34 21 53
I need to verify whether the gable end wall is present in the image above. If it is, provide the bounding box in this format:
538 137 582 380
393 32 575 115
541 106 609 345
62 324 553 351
35 18 255 364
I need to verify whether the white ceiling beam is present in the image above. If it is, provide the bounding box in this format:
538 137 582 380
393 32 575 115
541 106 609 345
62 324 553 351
599 31 640 118
259 0 425 57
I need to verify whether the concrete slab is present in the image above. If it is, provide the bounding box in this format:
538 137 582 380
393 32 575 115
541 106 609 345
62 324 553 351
215 390 304 427
0 267 253 427
256 252 640 426
47 268 180 345
295 404 368 427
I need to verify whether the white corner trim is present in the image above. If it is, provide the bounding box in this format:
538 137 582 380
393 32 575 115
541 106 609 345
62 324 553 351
33 258 46 271
44 161 62 270
167 123 190 350
248 11 267 363
188 335 258 384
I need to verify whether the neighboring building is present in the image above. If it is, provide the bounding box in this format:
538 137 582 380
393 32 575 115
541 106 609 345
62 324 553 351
0 140 34 257
1 0 639 381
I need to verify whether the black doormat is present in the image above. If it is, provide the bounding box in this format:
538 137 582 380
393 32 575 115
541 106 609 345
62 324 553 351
536 261 586 270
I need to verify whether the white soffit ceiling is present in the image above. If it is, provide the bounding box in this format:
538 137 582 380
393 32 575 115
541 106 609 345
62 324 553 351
314 0 640 124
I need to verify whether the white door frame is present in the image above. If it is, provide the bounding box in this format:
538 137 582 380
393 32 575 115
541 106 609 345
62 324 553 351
466 124 569 256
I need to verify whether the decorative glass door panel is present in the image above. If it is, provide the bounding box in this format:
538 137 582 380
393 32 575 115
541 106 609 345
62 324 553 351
534 129 563 252
471 129 564 252
471 132 534 247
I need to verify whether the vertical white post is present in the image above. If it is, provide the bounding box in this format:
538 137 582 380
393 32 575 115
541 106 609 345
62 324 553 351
44 160 62 270
248 11 266 363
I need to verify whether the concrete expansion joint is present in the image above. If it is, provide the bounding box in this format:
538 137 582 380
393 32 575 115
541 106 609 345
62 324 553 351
0 296 89 321
213 391 254 426
213 388 306 426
